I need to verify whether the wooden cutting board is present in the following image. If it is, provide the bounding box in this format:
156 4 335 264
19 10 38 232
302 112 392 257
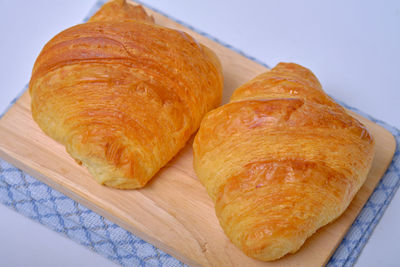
0 1 396 266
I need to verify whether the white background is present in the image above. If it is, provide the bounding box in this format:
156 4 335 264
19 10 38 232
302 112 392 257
0 0 399 266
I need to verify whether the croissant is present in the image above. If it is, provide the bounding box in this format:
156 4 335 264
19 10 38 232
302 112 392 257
193 63 374 261
29 0 223 189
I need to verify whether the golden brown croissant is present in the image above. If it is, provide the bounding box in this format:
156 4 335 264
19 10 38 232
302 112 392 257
29 0 223 189
193 63 374 261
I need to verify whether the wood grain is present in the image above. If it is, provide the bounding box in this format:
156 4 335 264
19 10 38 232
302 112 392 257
0 1 396 266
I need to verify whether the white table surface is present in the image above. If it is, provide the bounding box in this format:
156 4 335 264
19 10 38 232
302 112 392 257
0 0 399 266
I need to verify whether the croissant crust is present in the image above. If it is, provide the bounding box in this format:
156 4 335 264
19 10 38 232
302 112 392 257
29 0 223 188
193 63 374 261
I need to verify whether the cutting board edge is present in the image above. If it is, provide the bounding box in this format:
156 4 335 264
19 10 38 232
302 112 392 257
0 90 397 267
323 130 396 267
0 139 204 267
0 0 397 263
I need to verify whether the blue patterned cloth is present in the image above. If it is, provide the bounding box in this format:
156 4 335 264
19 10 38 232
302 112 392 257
0 159 183 267
0 1 399 266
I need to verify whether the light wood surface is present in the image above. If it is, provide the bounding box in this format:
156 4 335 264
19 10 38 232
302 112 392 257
0 2 396 266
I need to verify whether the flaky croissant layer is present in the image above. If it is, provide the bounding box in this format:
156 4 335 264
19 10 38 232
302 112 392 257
29 0 223 188
193 63 374 261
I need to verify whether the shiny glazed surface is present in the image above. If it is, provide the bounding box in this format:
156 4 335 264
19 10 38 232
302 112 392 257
29 0 223 188
193 63 374 261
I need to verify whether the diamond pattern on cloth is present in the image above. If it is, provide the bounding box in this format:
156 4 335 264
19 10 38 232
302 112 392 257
0 160 185 267
326 102 400 267
0 0 398 266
